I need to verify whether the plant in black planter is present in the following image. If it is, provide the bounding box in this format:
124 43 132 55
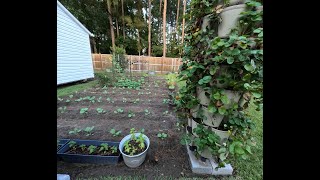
178 0 262 169
119 128 150 168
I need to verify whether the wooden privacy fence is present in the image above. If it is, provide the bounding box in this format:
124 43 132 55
92 54 183 73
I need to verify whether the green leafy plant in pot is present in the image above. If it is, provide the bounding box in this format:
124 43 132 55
178 0 262 169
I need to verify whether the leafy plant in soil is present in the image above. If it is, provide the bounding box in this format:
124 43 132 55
84 126 95 136
58 106 66 113
157 133 168 140
65 99 71 103
80 108 88 114
163 99 170 104
110 128 122 137
128 111 135 118
69 128 82 135
114 108 124 114
97 97 102 102
75 97 83 102
79 144 87 151
88 145 97 154
144 109 151 116
96 108 106 114
69 95 73 98
68 141 77 150
123 128 147 156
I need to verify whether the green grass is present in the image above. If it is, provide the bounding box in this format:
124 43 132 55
57 80 98 97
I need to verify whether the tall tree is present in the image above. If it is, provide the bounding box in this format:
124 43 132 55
107 0 115 52
181 0 186 46
162 0 167 57
148 0 152 56
175 0 180 43
121 0 125 39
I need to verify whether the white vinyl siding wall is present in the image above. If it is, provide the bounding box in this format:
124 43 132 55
57 3 94 85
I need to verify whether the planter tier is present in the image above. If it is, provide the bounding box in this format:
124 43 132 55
57 139 120 165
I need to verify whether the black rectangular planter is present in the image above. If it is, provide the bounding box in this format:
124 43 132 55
57 139 120 165
57 139 70 152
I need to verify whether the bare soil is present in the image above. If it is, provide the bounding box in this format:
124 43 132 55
57 76 214 179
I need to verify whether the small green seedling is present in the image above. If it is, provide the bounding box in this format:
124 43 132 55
106 97 111 102
99 143 109 153
58 106 66 113
96 108 106 114
111 146 118 154
79 144 86 151
133 99 140 104
84 126 95 136
69 95 73 98
157 133 168 140
80 108 89 114
114 108 124 114
75 97 83 102
58 97 63 101
88 145 97 154
128 111 135 118
69 128 82 135
112 91 115 94
97 97 102 102
163 110 169 115
68 141 77 150
144 109 151 115
163 99 170 104
103 90 108 94
110 128 122 137
65 99 70 103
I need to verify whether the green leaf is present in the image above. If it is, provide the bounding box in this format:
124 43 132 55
235 146 245 155
239 55 246 61
217 41 225 46
244 83 251 90
227 57 234 64
210 66 219 75
245 145 252 154
218 148 226 153
258 31 263 37
242 73 251 81
244 64 254 72
241 154 248 160
157 133 162 137
198 76 212 85
231 48 241 55
221 95 230 105
208 104 217 113
229 143 235 154
252 92 262 98
218 106 226 115
219 153 227 161
186 35 192 40
213 92 221 100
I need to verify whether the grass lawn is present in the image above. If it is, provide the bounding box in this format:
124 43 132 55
57 80 98 97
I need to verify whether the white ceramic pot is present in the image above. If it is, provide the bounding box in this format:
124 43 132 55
218 4 246 38
119 133 150 168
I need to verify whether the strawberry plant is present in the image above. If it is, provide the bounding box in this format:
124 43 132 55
69 128 82 135
96 108 106 114
157 132 168 140
84 126 95 136
110 128 122 137
79 144 86 151
88 145 97 154
68 141 77 150
98 143 109 153
144 109 151 116
58 106 66 113
114 108 124 114
128 111 135 118
80 108 88 114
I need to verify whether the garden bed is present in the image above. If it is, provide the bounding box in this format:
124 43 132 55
57 76 207 179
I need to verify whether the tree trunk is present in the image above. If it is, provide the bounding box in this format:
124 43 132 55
107 0 115 52
175 0 180 43
181 0 186 46
137 29 141 56
121 0 125 39
148 0 152 56
90 38 97 53
162 0 167 57
116 18 119 38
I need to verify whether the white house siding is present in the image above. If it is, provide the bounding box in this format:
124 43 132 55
57 3 94 85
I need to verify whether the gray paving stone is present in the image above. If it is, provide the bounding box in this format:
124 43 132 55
186 145 213 174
